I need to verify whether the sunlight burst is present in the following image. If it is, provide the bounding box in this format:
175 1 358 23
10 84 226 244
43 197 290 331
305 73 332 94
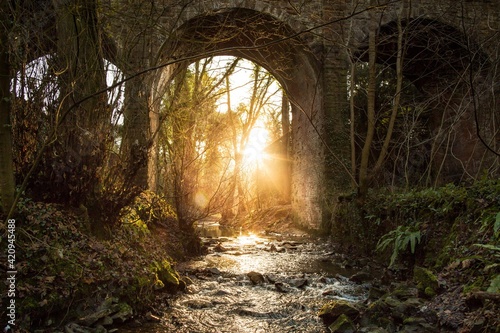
236 233 262 246
243 126 269 164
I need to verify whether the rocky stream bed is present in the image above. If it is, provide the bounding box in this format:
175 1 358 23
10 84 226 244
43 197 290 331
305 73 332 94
117 229 488 333
60 226 498 332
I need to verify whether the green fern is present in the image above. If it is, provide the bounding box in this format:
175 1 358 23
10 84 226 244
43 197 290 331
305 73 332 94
377 225 421 267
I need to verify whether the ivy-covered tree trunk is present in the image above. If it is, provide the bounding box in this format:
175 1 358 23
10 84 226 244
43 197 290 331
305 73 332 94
0 1 15 215
51 0 108 206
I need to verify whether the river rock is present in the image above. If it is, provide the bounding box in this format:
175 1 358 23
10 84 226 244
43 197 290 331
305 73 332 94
265 273 279 283
156 261 181 293
269 243 286 252
214 243 228 252
275 282 290 293
392 284 419 300
182 298 213 309
328 314 356 333
247 271 265 285
318 300 361 327
367 286 386 301
205 267 222 275
401 317 438 333
350 271 373 284
322 289 341 297
291 278 308 289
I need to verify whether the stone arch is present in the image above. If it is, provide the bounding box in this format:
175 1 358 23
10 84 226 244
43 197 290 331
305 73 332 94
170 0 311 37
151 7 325 227
354 17 499 184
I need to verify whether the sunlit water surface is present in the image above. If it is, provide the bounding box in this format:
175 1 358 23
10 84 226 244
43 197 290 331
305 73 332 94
121 234 368 333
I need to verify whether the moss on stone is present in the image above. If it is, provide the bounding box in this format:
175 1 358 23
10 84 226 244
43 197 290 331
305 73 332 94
424 286 436 297
328 314 356 333
318 300 360 327
153 259 180 292
413 266 438 297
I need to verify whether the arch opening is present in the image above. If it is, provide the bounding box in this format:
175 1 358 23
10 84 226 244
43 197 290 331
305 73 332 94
352 18 499 186
146 7 325 227
157 56 290 223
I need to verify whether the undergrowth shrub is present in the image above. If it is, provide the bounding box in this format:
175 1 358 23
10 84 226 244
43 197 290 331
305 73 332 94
1 192 187 330
331 178 500 271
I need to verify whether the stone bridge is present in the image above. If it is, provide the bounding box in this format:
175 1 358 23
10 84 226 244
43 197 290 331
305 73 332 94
24 0 500 228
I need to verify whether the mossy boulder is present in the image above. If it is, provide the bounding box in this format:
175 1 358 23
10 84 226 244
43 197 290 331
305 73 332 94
318 300 360 327
153 260 181 292
392 284 418 300
413 266 438 298
328 314 356 333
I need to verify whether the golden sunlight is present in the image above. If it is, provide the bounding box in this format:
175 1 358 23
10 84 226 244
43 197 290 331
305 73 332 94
243 126 269 164
236 233 262 246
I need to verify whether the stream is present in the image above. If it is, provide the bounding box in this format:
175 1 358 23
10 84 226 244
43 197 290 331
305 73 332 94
122 224 370 332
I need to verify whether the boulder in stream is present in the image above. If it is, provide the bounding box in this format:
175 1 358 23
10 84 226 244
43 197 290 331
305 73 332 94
318 300 361 326
328 314 356 333
247 271 265 285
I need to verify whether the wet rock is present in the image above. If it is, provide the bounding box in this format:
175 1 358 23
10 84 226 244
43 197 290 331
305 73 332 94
269 243 286 252
367 286 386 301
328 314 356 333
350 271 372 284
205 267 222 275
282 242 298 251
318 300 361 327
383 296 407 321
211 289 232 296
275 282 290 293
392 284 418 300
214 243 228 252
247 271 265 285
234 307 272 317
402 317 438 333
265 273 279 283
322 289 341 297
182 298 213 309
413 266 439 298
156 261 181 293
291 278 308 289
362 298 392 327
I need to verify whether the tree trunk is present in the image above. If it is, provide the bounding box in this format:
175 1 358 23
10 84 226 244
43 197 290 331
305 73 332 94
52 0 108 205
0 2 15 215
372 9 404 176
349 61 357 187
358 13 377 196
